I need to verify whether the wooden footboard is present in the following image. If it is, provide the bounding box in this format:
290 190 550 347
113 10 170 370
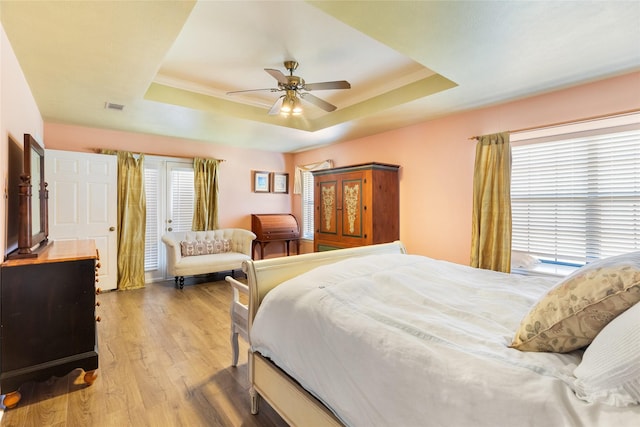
250 352 343 426
242 241 406 425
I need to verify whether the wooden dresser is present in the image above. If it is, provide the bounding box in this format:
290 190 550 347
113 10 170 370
313 163 400 251
0 240 100 408
251 214 300 259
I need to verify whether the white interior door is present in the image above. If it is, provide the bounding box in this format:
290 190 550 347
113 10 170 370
46 149 118 290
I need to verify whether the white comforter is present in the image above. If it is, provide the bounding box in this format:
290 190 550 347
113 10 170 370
251 254 640 426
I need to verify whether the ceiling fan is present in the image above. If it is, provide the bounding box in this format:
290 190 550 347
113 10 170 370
226 61 351 116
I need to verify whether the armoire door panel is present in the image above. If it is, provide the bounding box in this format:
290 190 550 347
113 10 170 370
341 178 363 238
318 180 338 234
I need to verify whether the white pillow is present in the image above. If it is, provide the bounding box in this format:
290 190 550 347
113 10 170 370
511 251 539 269
573 302 640 406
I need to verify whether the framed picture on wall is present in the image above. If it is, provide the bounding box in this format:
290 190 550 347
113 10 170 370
271 172 289 194
253 171 270 193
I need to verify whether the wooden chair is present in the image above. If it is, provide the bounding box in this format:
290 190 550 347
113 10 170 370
225 276 249 366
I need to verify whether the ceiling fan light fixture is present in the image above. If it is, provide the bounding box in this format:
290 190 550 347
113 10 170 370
280 92 303 116
229 61 349 116
280 99 292 115
292 97 303 115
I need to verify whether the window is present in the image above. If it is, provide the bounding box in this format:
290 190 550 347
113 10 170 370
144 166 160 272
168 167 195 232
297 160 333 240
301 170 315 239
511 126 640 265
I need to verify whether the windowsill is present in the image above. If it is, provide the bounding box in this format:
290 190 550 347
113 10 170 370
512 263 578 279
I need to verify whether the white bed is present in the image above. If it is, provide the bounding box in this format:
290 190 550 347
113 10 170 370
243 242 640 426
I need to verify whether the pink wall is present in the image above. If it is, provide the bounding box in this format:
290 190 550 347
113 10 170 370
292 71 640 264
11 37 640 265
4 15 637 267
1 24 44 257
44 123 294 258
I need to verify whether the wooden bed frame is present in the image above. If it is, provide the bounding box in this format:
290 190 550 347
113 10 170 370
242 241 407 426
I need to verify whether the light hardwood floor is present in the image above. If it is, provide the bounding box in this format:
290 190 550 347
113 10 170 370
0 275 288 427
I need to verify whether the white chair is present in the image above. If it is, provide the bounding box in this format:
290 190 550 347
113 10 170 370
225 276 249 366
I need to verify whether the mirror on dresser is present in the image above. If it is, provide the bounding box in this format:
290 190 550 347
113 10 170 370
6 134 49 259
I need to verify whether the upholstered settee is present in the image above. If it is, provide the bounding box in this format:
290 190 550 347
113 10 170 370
162 229 256 289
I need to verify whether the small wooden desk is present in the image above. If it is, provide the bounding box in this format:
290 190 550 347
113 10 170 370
251 214 300 259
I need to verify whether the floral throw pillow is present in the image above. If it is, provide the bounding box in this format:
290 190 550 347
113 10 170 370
180 239 231 257
211 239 231 254
181 240 205 257
511 251 640 353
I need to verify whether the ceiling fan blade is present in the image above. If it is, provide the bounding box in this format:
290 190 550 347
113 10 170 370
303 80 351 91
299 93 337 112
226 88 279 95
265 68 288 85
268 96 285 115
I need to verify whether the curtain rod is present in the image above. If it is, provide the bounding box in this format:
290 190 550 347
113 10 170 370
94 148 225 162
468 108 640 141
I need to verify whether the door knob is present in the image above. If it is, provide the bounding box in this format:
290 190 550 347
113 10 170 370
109 226 115 231
168 227 173 232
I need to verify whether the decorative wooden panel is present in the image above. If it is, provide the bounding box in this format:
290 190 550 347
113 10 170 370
319 181 337 234
341 178 362 237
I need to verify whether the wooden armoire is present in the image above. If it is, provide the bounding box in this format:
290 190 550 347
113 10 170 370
313 163 400 251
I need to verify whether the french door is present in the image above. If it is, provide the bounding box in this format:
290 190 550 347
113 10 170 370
144 158 194 282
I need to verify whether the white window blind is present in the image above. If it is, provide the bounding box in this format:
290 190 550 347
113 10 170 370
511 128 640 265
169 168 195 232
302 171 315 239
144 166 160 271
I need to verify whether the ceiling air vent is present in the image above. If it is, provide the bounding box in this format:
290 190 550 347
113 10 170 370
104 102 125 111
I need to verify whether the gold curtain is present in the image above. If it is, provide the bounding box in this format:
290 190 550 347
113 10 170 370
470 132 512 272
192 157 220 231
117 152 146 290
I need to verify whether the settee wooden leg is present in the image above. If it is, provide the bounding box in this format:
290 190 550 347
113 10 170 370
179 276 185 289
